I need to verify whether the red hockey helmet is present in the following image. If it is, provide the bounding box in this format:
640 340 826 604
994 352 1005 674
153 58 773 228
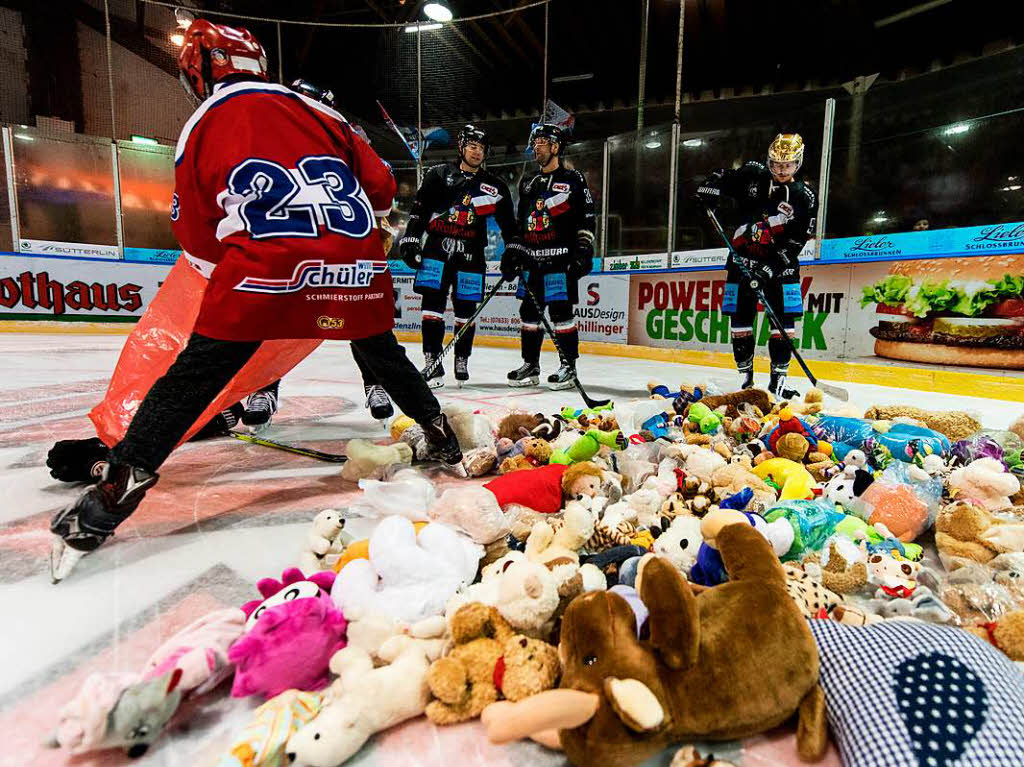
178 19 268 103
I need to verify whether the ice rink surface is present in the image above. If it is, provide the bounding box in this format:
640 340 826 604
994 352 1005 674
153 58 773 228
2 332 1021 767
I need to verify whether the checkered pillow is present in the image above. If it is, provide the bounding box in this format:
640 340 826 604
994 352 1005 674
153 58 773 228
809 619 1024 767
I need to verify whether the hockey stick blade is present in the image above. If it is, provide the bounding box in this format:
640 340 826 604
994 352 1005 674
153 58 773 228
814 380 850 402
521 281 610 408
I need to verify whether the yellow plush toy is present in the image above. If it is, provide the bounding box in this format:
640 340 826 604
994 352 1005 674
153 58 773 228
753 458 816 500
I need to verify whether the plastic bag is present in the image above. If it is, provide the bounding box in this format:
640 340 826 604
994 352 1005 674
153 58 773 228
427 485 509 544
349 468 436 521
89 258 321 447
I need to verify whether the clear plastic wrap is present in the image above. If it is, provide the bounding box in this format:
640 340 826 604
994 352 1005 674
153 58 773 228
89 258 321 447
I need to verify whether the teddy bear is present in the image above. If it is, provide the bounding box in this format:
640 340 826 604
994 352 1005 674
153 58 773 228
789 387 824 417
499 436 553 474
526 502 596 566
298 509 354 574
425 603 560 724
652 514 703 575
446 556 561 640
964 610 1024 664
662 443 728 483
948 457 1022 511
711 460 777 509
699 388 772 418
285 634 434 766
340 439 414 482
486 461 604 514
934 500 1024 567
802 542 869 594
479 526 827 766
497 412 543 441
862 404 981 441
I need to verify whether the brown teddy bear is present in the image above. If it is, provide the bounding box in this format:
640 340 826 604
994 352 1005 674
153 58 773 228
425 602 560 725
498 412 542 442
499 437 554 474
964 609 1024 662
803 543 869 594
699 389 771 418
935 500 1024 566
711 461 777 508
481 525 827 765
862 404 981 441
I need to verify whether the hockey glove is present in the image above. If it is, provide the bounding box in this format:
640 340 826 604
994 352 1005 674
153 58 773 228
695 184 722 209
500 241 527 282
47 437 109 483
573 229 596 277
399 236 423 270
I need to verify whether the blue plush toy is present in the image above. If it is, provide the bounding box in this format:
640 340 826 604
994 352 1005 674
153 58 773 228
811 416 949 465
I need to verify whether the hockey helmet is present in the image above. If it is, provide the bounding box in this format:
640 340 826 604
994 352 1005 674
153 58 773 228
458 124 489 155
290 78 336 109
767 133 804 172
529 123 566 153
178 19 268 104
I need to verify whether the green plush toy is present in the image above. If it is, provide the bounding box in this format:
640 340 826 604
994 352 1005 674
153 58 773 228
687 402 722 435
549 428 627 465
834 515 923 560
560 403 615 422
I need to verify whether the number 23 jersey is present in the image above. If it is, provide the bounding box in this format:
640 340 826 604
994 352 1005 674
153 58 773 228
172 80 397 341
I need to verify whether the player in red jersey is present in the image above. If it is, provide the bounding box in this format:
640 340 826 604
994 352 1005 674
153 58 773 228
49 20 461 582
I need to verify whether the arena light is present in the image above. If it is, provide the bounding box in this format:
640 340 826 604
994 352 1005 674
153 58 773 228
682 138 703 148
870 212 889 223
424 2 454 22
1002 185 1022 192
14 133 32 141
170 33 185 46
645 139 662 149
943 123 970 136
130 135 159 146
404 23 443 32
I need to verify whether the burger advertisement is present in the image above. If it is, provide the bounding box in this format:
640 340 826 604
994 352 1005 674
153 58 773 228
859 255 1024 369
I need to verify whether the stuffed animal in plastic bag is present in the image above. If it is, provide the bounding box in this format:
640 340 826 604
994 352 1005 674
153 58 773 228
229 569 347 699
219 688 323 767
948 457 1021 511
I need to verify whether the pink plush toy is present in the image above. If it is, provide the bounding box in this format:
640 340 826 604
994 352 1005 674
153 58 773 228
229 568 347 699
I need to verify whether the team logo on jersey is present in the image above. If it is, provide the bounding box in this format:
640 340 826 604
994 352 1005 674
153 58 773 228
235 259 389 294
527 197 551 232
748 184 760 198
552 182 570 193
447 194 476 226
479 183 498 196
317 316 346 330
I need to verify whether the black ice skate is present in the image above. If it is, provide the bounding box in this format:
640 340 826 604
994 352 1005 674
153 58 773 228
507 362 540 388
49 462 159 583
242 388 278 432
364 384 394 422
739 366 755 391
547 362 577 391
420 413 464 473
454 356 470 387
421 353 445 389
769 372 800 401
46 437 110 483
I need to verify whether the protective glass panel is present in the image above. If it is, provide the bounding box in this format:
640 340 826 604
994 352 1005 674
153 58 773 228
117 142 177 262
606 125 672 258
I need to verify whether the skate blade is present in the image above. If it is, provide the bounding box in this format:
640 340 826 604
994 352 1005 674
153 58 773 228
455 379 466 389
247 421 273 436
50 537 87 584
548 379 577 391
507 377 539 388
427 379 446 390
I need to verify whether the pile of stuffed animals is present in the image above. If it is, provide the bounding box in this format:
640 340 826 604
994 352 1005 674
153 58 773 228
47 384 1024 767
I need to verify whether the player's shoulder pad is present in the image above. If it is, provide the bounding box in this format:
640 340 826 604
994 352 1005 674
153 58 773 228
174 80 344 166
480 169 511 194
791 179 816 208
741 160 768 174
568 168 587 184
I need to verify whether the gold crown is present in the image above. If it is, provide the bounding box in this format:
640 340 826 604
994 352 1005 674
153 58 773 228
768 133 805 164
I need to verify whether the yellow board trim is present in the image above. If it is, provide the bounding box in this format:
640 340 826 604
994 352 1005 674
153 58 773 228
5 322 1022 402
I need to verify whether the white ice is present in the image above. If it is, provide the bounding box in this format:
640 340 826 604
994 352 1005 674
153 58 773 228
0 332 1020 766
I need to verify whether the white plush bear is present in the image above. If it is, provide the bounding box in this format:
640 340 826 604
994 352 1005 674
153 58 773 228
331 516 483 623
299 509 353 573
285 636 432 767
626 488 664 529
653 515 703 574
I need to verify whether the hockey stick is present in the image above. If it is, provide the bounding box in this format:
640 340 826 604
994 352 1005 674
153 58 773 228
421 277 505 381
229 432 348 462
521 280 611 408
703 205 849 402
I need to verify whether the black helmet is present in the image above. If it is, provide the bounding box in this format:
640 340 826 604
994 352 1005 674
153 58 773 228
529 123 566 152
290 78 336 109
457 124 489 154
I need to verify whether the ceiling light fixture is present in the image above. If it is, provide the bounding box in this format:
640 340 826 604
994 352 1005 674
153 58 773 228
404 23 442 32
424 2 453 22
170 33 184 46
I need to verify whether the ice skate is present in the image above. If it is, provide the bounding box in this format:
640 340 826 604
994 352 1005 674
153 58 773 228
507 361 540 388
769 372 799 401
420 413 465 475
364 384 394 423
454 356 470 388
421 353 445 389
547 362 577 391
242 388 278 433
49 463 159 583
739 367 755 390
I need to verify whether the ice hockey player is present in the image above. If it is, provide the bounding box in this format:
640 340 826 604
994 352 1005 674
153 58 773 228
48 19 461 582
696 133 816 399
503 123 596 389
399 124 521 388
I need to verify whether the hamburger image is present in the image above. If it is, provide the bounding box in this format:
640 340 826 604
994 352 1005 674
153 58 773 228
860 255 1024 369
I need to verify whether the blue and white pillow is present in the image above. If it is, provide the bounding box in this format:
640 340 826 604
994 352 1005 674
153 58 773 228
809 619 1024 767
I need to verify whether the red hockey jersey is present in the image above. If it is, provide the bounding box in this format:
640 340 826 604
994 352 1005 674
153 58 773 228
172 80 397 341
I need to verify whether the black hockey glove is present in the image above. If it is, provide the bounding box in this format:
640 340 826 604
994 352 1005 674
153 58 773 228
694 184 722 209
47 437 109 483
571 230 596 278
399 236 422 270
501 241 527 282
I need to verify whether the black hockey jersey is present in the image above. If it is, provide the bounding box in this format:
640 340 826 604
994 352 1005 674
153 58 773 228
702 161 816 262
517 165 596 265
403 163 517 265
